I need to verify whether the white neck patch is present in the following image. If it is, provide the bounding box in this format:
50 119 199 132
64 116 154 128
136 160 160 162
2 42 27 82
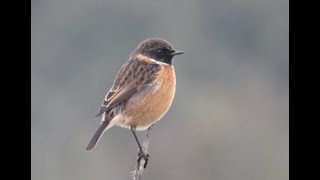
149 58 171 66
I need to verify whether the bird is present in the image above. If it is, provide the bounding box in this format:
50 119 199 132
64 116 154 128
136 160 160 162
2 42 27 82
86 38 184 168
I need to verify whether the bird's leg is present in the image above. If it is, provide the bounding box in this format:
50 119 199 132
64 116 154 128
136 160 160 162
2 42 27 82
131 127 150 168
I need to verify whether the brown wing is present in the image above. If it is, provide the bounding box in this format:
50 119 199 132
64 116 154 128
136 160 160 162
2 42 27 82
95 58 161 118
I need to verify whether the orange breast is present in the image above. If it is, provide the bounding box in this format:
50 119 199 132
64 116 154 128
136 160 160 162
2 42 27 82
121 65 176 130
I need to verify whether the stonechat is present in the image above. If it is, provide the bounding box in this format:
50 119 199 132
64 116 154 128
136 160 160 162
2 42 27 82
86 38 184 167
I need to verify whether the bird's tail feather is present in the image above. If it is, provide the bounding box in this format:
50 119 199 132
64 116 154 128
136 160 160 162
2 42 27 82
86 120 110 151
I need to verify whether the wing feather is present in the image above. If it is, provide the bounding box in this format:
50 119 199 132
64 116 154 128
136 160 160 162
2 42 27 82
95 58 160 118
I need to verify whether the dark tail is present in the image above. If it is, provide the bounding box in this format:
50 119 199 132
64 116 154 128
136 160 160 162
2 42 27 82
86 120 110 151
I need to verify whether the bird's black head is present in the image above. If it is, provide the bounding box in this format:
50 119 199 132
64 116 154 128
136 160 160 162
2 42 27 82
133 38 184 65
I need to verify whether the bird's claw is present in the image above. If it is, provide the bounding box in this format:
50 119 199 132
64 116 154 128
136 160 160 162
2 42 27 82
138 151 150 169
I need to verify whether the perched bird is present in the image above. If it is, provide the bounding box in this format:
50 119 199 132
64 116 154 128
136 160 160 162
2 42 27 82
86 38 183 168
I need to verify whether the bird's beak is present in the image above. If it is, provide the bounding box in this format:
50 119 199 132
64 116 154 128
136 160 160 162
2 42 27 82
171 50 184 56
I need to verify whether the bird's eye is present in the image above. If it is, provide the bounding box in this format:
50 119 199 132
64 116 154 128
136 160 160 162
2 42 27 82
156 49 164 55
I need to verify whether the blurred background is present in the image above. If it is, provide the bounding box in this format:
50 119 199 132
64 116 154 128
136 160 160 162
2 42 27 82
31 0 288 179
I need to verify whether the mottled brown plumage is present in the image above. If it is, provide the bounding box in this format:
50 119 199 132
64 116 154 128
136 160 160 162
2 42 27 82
86 38 183 155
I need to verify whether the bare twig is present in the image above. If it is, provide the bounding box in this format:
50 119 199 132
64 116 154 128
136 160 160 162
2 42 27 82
132 125 154 180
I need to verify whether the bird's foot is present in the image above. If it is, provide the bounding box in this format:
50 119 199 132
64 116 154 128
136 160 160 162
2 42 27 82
137 151 150 169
